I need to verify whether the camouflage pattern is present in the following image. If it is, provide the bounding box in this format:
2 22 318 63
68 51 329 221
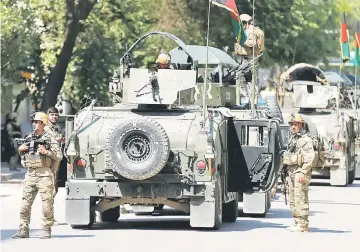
44 122 64 195
14 131 62 238
283 130 316 230
234 24 262 94
234 24 264 57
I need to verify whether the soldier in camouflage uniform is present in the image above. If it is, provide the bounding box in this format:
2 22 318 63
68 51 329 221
44 107 65 196
234 13 264 104
12 112 62 239
282 114 316 232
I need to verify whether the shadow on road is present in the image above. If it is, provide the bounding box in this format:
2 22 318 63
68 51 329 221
309 200 360 206
310 182 360 188
264 208 325 218
308 227 351 233
1 229 39 241
88 217 287 232
1 229 94 241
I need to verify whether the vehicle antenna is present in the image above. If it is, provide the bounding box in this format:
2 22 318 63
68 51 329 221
202 0 211 129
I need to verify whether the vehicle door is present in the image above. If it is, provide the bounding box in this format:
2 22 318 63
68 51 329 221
226 118 283 193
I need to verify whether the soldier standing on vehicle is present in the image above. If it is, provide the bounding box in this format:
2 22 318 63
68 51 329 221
12 112 62 239
282 114 316 232
44 107 65 196
234 13 264 91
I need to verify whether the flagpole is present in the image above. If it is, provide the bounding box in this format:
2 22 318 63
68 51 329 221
251 0 256 118
202 0 211 129
337 62 341 125
355 64 358 116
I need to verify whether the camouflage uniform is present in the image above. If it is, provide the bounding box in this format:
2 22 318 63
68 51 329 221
283 128 315 232
13 131 62 239
44 122 64 196
234 24 263 104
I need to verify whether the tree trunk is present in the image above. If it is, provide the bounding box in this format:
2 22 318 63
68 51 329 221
41 0 96 111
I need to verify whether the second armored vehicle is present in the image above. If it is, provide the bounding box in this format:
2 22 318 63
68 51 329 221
281 63 358 186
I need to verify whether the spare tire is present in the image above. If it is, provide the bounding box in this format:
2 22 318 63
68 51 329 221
105 117 170 180
302 117 318 138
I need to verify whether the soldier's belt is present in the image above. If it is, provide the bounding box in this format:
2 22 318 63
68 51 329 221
282 153 304 166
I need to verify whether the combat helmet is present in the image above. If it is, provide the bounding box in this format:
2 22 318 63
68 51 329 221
156 51 171 65
288 113 304 124
33 112 48 125
240 14 252 22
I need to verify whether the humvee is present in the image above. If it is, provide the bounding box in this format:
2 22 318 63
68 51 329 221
280 63 358 186
63 31 285 230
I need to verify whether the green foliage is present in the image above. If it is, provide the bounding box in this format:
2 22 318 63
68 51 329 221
2 0 360 111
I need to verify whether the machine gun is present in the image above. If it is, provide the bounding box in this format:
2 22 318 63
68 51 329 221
221 53 264 84
14 133 53 155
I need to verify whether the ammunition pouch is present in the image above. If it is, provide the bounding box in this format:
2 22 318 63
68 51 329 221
282 152 303 166
23 153 51 169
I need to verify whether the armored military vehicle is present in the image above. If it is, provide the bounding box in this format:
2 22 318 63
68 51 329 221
63 31 285 230
280 63 358 186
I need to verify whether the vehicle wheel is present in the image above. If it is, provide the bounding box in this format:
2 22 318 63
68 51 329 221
154 204 164 210
258 93 284 123
211 178 222 230
99 206 120 222
348 169 355 184
222 196 238 223
105 117 170 180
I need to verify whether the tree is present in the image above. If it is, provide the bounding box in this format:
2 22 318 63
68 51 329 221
40 0 97 110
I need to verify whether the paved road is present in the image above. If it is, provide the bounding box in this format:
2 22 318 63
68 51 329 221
1 180 360 252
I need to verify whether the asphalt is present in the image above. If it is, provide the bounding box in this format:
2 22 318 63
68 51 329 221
0 162 26 183
1 180 360 252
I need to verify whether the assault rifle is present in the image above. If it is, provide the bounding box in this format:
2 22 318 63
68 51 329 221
14 133 55 155
280 165 288 205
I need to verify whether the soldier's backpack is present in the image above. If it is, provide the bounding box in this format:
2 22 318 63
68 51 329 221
254 25 265 54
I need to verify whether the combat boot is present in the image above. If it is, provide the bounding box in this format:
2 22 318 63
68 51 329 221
12 228 29 239
39 229 51 239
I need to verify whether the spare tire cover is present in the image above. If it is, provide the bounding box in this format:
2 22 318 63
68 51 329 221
105 117 170 180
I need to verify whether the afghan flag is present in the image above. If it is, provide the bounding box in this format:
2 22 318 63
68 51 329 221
355 21 360 67
340 12 350 64
211 0 247 46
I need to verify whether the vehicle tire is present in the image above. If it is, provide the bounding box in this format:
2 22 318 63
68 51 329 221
222 196 238 223
105 117 170 180
258 93 284 123
348 168 355 184
154 204 164 210
211 178 222 230
99 206 120 222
